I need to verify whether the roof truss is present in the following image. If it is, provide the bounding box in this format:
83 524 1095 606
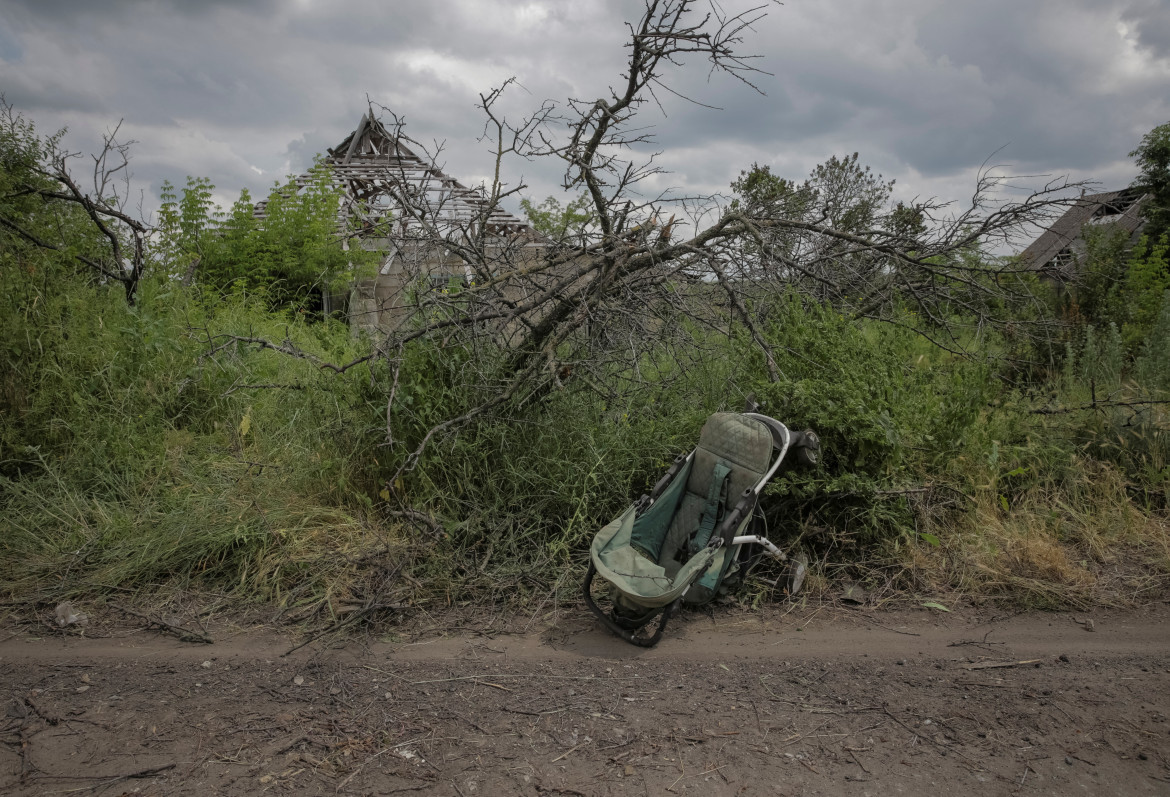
1019 187 1149 277
254 113 529 238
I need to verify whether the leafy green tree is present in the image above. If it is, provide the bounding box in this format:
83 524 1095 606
155 176 217 280
886 200 928 242
730 154 907 310
1117 235 1170 348
0 107 71 277
808 153 894 234
0 101 149 304
729 164 816 265
1071 123 1170 347
157 166 376 311
733 154 894 234
1135 290 1170 389
1131 121 1170 242
520 193 595 244
1075 225 1132 328
730 163 814 217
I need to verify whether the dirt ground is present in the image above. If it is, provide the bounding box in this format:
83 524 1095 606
2 601 1169 796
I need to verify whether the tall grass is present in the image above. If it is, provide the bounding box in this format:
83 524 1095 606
3 272 1168 612
1 276 399 606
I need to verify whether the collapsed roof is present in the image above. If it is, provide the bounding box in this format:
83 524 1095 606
1019 187 1149 280
253 112 530 238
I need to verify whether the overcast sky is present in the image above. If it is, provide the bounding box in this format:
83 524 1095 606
2 0 1168 240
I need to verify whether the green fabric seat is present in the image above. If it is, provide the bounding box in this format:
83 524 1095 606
589 413 776 610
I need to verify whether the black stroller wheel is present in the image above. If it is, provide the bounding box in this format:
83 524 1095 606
583 562 679 647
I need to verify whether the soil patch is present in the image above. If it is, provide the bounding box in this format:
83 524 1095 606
2 603 1168 795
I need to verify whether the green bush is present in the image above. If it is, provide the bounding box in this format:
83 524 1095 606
157 169 378 311
0 271 395 602
389 326 748 585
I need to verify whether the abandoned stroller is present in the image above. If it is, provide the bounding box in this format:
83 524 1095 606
583 406 819 647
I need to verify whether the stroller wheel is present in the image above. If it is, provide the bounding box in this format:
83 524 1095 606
612 602 656 631
582 562 680 647
793 430 820 468
786 552 809 597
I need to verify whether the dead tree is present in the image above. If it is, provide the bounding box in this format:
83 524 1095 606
0 101 149 305
217 0 1086 480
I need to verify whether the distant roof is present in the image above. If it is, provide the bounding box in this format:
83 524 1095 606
254 112 529 237
1019 188 1149 279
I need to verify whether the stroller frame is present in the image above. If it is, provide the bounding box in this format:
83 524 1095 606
584 411 816 647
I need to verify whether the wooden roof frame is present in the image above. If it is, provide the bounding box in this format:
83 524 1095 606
1019 187 1150 279
254 112 530 238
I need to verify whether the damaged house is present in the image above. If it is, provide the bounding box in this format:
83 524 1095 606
254 113 540 334
1019 187 1151 283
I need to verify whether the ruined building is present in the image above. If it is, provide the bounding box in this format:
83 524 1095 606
254 113 540 334
1019 188 1151 282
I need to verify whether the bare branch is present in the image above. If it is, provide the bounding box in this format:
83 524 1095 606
0 101 151 305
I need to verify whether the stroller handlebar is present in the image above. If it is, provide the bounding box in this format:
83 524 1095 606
743 412 792 495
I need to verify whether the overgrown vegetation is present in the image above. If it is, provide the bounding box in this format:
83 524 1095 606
157 170 378 311
2 10 1169 620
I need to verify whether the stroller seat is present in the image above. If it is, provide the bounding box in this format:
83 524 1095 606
584 411 817 646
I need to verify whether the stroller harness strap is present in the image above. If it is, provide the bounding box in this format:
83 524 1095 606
692 461 732 553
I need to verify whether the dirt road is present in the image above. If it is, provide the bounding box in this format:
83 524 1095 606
2 603 1168 795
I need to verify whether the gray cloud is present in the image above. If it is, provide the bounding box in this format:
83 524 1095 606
1122 0 1170 58
1 0 1165 231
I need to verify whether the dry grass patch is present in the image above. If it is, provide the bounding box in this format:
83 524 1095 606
902 461 1170 608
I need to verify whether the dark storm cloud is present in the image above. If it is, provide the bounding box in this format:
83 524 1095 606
1 0 1165 227
4 0 310 129
615 0 1167 204
1122 0 1170 58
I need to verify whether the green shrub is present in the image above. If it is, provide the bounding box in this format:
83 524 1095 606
1135 291 1170 390
0 271 396 602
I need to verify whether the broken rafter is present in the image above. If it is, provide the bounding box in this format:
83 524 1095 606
257 113 529 237
1018 187 1150 278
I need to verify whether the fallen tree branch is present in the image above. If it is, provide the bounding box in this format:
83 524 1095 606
384 509 447 539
